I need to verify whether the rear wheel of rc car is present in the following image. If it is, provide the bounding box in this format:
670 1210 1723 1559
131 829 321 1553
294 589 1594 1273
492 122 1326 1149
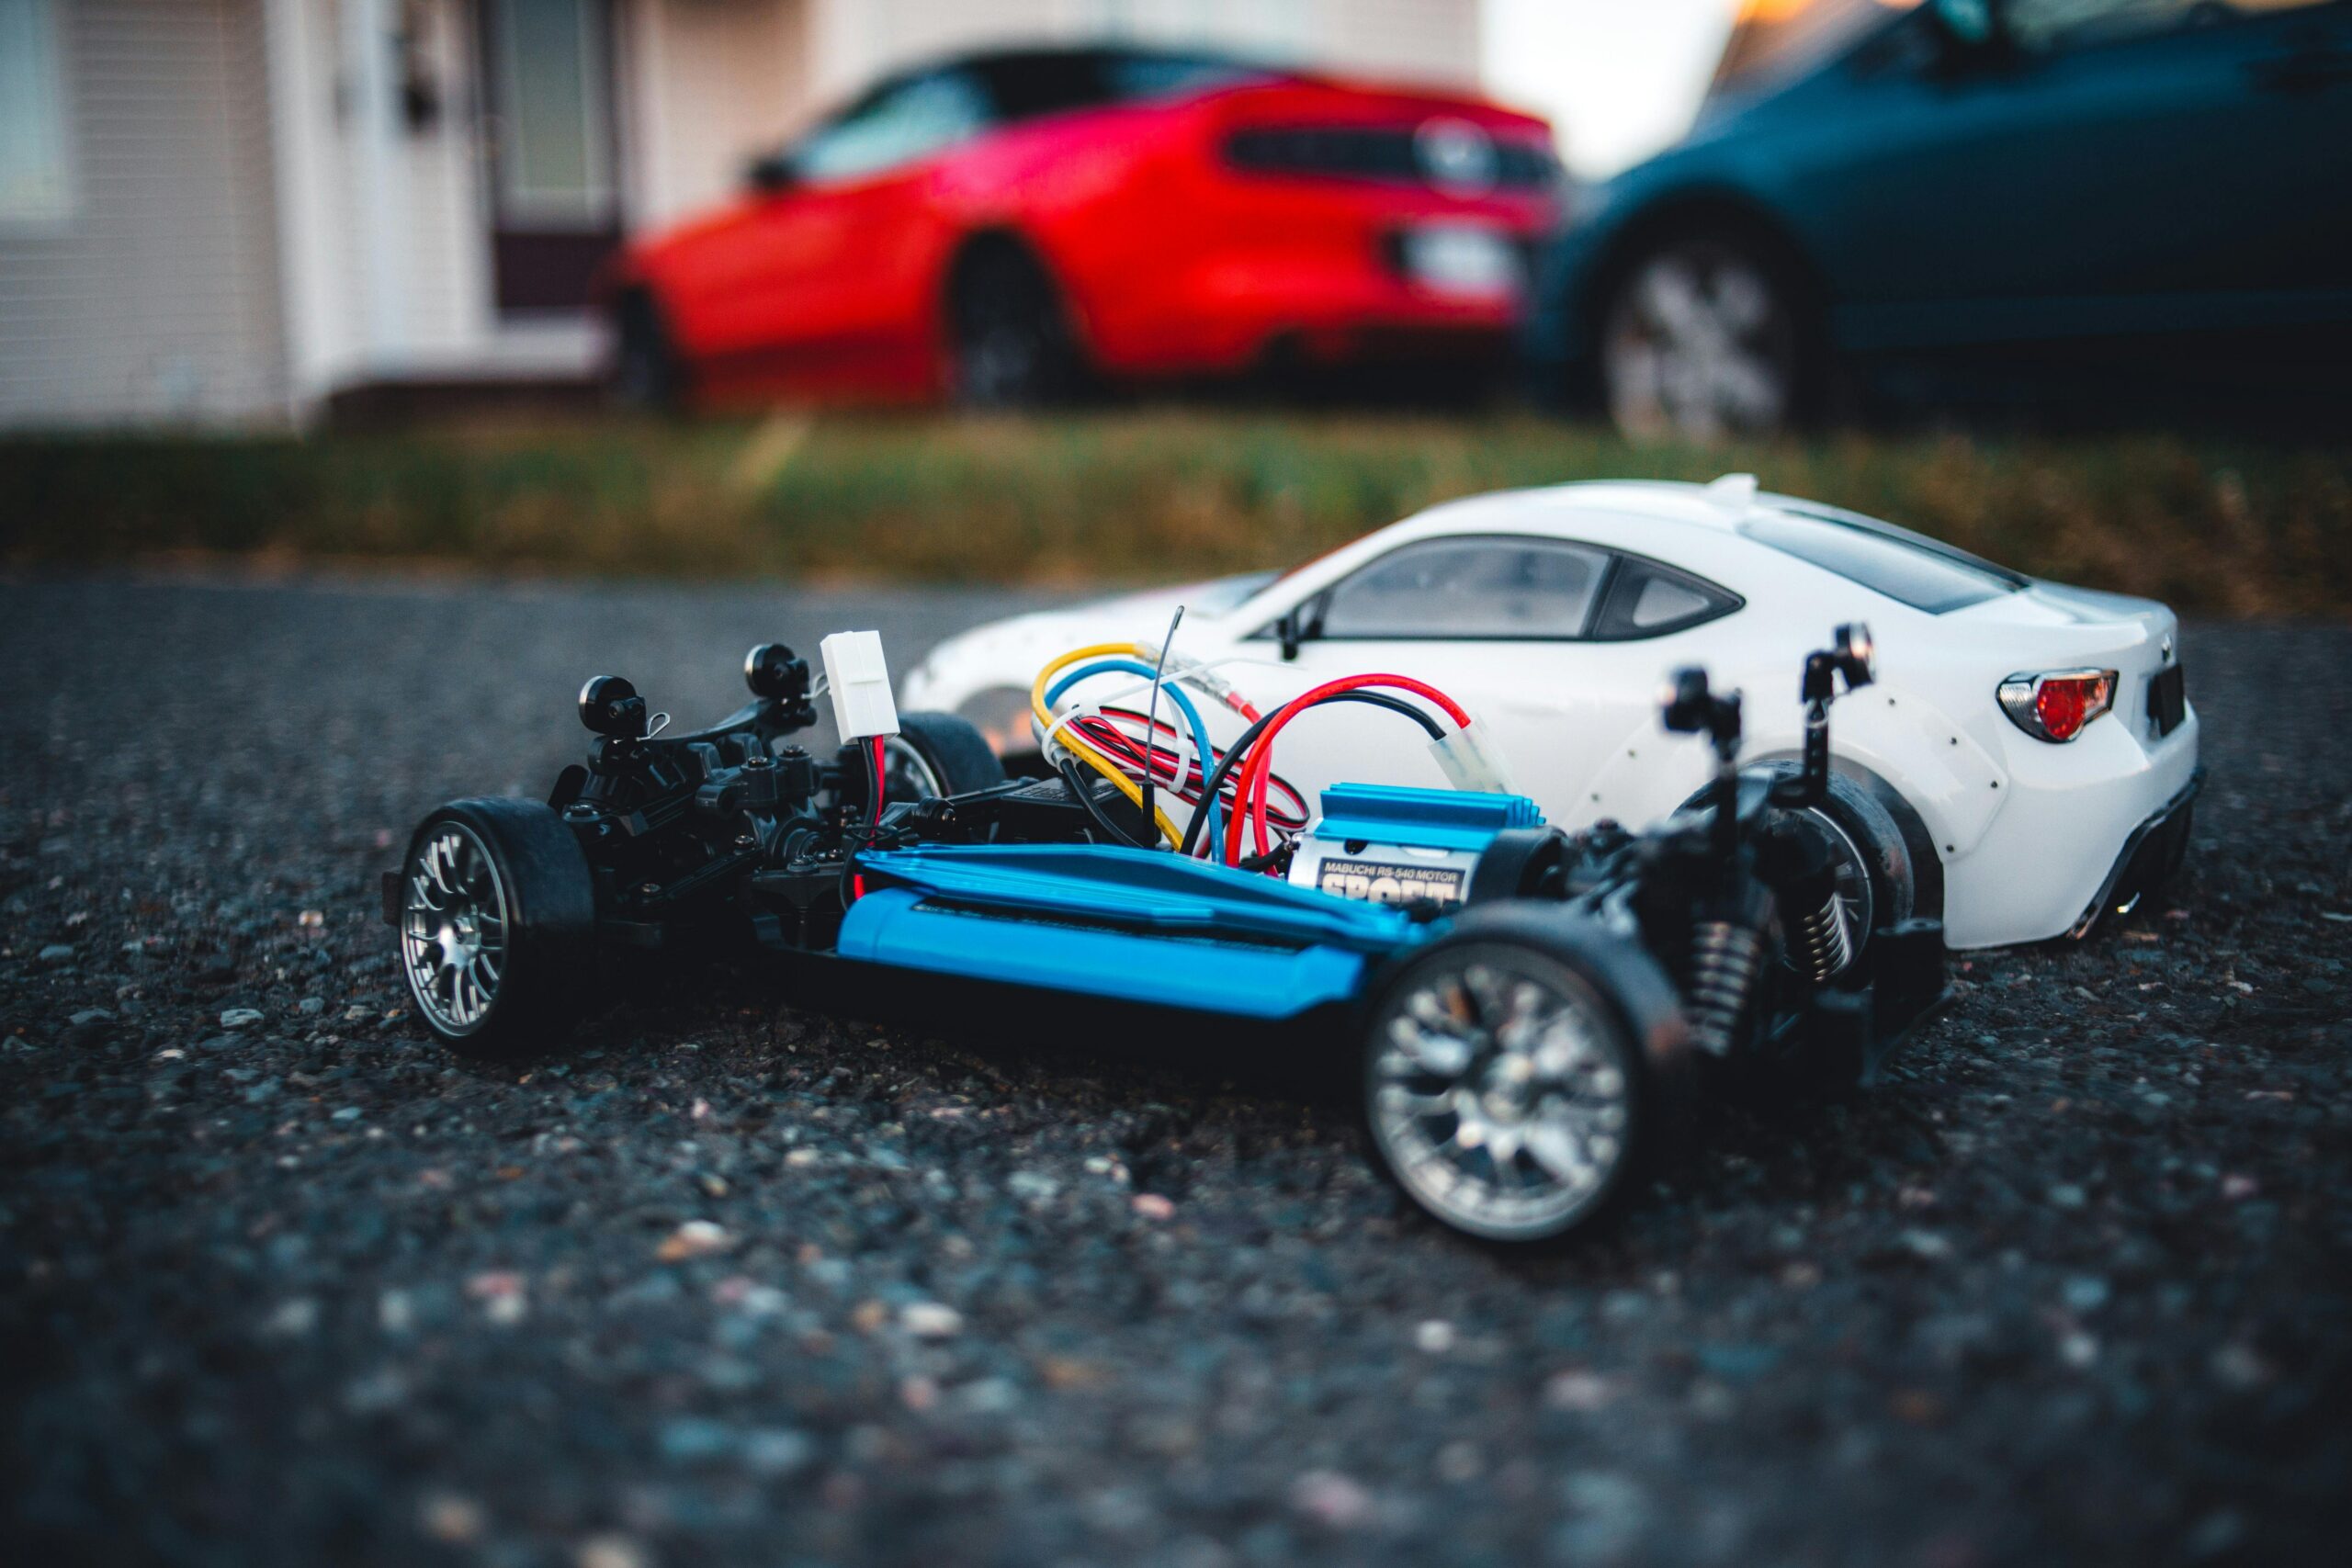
1597 229 1817 440
397 797 596 1058
1691 766 1930 964
947 241 1087 408
884 712 1008 802
1363 926 1678 1246
1778 771 1923 953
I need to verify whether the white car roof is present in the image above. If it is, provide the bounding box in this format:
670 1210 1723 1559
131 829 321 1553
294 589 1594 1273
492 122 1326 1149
1261 478 1813 606
1392 479 1757 543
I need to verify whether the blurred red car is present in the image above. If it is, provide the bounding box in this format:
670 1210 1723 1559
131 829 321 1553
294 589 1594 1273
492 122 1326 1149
606 47 1562 409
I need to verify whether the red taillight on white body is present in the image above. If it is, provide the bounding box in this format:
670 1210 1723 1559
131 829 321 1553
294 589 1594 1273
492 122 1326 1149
1996 669 2118 743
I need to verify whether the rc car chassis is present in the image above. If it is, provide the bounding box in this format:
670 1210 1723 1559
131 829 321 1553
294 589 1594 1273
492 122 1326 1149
386 628 1945 1245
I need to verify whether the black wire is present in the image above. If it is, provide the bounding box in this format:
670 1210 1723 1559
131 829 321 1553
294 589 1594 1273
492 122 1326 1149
1057 757 1157 850
1178 690 1450 857
840 736 887 906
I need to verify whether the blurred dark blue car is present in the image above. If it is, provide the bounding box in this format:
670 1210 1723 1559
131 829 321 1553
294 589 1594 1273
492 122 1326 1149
1524 0 2352 437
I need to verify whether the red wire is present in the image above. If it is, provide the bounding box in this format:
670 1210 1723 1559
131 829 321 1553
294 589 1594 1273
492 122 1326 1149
851 734 885 901
1069 708 1307 839
1229 675 1473 865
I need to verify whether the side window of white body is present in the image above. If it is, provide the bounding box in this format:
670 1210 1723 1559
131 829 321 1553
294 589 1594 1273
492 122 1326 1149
1312 537 1611 639
1270 536 1743 645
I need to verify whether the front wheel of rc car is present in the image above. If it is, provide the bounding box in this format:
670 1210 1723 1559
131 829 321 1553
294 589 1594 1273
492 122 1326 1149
883 712 1008 801
397 797 596 1058
1363 918 1687 1247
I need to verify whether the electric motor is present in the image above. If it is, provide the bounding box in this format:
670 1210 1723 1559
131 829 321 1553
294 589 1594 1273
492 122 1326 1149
1287 783 1545 909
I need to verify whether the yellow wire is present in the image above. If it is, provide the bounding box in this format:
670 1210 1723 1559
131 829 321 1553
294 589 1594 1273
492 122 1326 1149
1031 641 1185 849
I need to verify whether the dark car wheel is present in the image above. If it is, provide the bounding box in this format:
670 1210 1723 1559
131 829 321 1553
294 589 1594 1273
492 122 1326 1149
397 798 596 1058
948 243 1087 409
1598 231 1815 440
611 290 684 412
883 712 1008 802
1362 912 1689 1247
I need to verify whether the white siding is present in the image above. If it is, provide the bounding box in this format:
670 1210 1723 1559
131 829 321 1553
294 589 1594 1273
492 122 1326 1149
1322 0 1481 86
0 0 1483 427
623 0 815 230
0 0 289 427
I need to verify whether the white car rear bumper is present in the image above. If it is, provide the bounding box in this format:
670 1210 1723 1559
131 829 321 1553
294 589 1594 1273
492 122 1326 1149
1941 705 2200 948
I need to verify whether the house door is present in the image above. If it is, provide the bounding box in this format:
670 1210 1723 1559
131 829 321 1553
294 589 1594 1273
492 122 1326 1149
479 0 622 313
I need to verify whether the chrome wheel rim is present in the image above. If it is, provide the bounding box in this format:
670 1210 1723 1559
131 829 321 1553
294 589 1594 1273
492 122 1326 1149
881 737 947 802
1368 953 1634 1241
1602 245 1794 441
401 822 509 1036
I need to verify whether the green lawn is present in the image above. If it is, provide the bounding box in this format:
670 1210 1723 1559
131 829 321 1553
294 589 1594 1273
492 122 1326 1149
4 411 2347 615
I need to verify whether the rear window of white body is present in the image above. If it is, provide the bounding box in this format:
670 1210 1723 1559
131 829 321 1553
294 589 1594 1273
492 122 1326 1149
1742 503 2026 614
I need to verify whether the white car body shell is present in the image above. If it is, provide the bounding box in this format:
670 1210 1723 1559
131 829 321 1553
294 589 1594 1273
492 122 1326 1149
899 479 2199 949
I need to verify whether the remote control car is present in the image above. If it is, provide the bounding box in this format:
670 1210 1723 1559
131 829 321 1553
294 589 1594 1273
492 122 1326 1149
387 626 1943 1245
901 476 2199 949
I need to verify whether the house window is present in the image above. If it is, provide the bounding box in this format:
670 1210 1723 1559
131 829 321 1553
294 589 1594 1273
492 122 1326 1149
0 0 73 225
486 0 616 226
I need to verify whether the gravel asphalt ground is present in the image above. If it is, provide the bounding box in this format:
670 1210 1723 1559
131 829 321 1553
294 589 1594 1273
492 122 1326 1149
3 575 2348 1568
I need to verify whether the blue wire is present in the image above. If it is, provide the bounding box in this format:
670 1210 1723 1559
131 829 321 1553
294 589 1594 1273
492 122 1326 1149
1045 659 1224 860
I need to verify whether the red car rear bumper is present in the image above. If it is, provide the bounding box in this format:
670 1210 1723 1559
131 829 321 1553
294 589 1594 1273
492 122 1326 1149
1080 240 1525 377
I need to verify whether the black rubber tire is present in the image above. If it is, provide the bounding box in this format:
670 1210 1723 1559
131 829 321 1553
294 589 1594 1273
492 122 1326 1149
1360 905 1691 1248
610 289 684 413
946 241 1088 408
887 712 1008 800
950 684 1044 769
1593 224 1823 440
396 797 596 1058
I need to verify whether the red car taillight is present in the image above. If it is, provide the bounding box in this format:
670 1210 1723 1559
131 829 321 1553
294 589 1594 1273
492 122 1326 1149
1996 669 2118 742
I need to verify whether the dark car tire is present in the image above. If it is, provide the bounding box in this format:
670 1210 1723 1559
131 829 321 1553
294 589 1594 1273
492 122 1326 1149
1361 906 1691 1248
1594 226 1823 440
947 241 1089 409
611 289 684 413
882 712 1009 801
396 798 597 1058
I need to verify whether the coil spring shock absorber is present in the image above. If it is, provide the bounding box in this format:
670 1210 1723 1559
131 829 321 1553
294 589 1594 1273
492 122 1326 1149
1758 815 1856 987
1788 888 1853 984
1685 917 1768 1058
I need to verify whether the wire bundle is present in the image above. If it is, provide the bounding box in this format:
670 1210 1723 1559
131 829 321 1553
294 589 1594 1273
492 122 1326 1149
1032 643 1272 860
1032 641 1479 874
1227 674 1472 864
1065 705 1311 842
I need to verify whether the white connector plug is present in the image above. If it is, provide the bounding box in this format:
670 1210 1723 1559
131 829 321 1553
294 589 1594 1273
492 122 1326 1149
820 630 899 740
1429 718 1518 795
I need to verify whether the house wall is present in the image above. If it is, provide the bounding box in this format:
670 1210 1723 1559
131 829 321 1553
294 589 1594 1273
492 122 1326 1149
1 0 1482 428
268 0 815 415
269 0 600 409
0 0 290 427
623 0 815 231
